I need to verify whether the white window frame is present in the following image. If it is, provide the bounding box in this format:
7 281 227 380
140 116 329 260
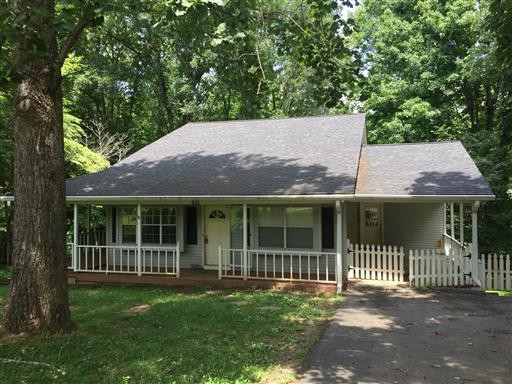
256 206 314 250
119 206 178 245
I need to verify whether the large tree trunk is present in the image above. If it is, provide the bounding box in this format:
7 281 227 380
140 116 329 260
3 0 73 334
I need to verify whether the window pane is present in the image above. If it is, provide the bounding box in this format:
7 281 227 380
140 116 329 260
142 225 160 243
122 225 136 243
258 227 284 247
121 208 137 225
286 207 313 228
162 225 177 244
142 207 160 225
257 207 284 227
287 228 313 248
162 207 176 224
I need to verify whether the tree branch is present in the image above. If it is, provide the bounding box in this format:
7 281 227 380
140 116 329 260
56 19 89 70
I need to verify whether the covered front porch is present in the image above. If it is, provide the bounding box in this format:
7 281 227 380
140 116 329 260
66 197 483 292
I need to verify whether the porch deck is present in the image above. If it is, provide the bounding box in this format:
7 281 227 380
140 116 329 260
67 268 340 293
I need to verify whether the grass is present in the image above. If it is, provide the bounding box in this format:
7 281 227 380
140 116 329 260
484 290 512 297
0 284 340 384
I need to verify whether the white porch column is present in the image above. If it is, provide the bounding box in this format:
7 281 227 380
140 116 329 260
459 203 464 245
335 200 344 294
137 204 142 276
342 202 348 278
450 203 455 238
471 201 481 286
73 204 78 271
243 203 248 280
443 203 447 234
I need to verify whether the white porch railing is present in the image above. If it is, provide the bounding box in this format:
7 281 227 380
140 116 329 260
219 247 337 284
72 243 180 276
443 233 464 256
348 243 405 282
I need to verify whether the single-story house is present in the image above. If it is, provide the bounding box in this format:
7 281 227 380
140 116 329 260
5 114 494 292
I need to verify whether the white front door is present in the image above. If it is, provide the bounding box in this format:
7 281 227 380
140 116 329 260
204 206 230 266
360 203 383 245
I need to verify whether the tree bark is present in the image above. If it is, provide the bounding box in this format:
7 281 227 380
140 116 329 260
3 0 73 334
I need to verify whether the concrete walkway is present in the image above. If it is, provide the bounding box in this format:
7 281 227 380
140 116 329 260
301 280 512 384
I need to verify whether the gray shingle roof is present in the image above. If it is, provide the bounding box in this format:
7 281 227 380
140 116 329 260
66 114 366 197
356 142 494 196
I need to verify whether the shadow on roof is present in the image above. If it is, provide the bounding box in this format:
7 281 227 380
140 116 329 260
406 171 493 195
66 151 356 196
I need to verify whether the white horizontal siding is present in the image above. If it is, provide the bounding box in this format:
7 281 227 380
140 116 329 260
383 203 444 251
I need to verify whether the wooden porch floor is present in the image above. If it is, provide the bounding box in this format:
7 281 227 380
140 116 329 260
68 269 340 293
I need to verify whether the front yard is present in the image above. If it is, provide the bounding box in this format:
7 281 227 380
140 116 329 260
0 278 340 384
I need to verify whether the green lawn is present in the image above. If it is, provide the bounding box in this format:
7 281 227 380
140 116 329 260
0 283 340 384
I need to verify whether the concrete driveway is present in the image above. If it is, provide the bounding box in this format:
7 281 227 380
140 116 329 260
301 281 512 384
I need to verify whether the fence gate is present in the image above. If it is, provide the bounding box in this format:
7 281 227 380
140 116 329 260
348 243 405 282
409 248 473 288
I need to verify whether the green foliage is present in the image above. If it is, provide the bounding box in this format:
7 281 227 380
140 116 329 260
0 285 340 383
63 113 110 177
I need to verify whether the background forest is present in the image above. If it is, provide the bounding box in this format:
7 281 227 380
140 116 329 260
0 0 511 253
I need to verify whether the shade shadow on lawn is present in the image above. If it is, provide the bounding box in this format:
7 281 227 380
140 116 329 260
0 284 340 384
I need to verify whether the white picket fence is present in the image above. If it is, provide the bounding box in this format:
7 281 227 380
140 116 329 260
348 243 405 282
409 249 471 287
478 253 511 291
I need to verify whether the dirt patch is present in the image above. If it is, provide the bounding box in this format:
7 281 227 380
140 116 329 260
122 304 151 315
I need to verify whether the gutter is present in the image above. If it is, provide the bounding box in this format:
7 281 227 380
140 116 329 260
1 193 496 203
353 194 496 203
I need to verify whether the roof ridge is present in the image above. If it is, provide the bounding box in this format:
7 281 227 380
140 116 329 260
182 113 366 126
364 140 460 147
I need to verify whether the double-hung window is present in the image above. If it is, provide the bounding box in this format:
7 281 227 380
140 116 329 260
142 207 177 244
120 206 177 244
257 206 313 249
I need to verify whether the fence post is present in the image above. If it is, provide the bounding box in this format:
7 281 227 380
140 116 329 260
408 250 413 287
176 241 180 278
218 244 222 280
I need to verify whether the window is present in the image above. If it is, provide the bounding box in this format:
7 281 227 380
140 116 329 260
321 207 334 249
186 206 198 245
121 206 177 244
121 208 137 243
257 207 285 247
257 206 313 249
286 208 313 248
